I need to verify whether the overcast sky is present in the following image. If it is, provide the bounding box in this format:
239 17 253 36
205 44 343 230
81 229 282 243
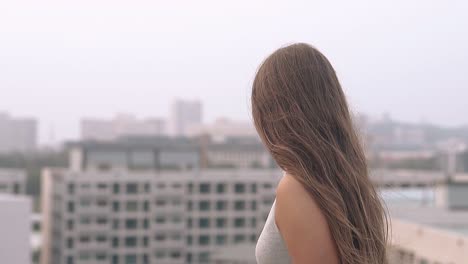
0 0 467 145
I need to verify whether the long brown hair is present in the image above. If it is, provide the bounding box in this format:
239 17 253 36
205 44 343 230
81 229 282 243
251 43 388 264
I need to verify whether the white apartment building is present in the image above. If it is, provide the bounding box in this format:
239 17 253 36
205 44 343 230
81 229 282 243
41 138 280 264
0 194 31 264
0 168 27 195
0 112 37 153
41 169 280 264
170 99 202 137
81 114 167 141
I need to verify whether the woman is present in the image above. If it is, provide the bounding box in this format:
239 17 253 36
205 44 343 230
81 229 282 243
253 43 388 264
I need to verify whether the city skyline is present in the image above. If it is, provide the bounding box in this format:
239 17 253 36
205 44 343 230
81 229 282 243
1 0 467 145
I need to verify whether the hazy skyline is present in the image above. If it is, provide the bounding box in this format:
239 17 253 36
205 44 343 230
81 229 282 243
1 0 467 144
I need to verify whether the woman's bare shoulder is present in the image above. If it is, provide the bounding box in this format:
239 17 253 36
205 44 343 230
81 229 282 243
275 173 339 263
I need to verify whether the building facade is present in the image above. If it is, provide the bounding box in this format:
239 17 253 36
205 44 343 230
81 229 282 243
170 99 202 137
41 139 280 264
81 114 167 141
41 169 279 264
0 168 27 195
0 112 37 153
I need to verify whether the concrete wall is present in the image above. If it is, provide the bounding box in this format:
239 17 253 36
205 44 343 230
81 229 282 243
0 195 31 264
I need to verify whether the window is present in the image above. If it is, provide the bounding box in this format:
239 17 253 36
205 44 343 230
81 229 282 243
155 199 166 206
143 201 149 211
216 200 227 211
198 235 210 245
187 218 193 228
155 234 166 241
67 201 74 213
199 200 210 211
199 218 210 228
234 234 246 243
125 219 138 229
125 236 137 247
251 183 257 193
234 201 245 210
68 183 75 194
144 183 150 192
67 256 74 264
13 183 20 194
112 237 119 247
112 255 118 264
216 218 226 228
142 236 149 247
188 183 193 194
187 201 193 211
96 217 108 225
171 251 181 259
234 218 245 228
96 235 107 243
113 184 120 194
216 234 227 245
97 199 107 207
199 183 210 193
216 183 226 193
80 217 90 225
234 183 245 193
96 254 107 262
112 201 120 212
79 236 90 243
67 238 73 249
250 234 257 242
125 255 137 264
251 200 257 210
112 219 119 229
97 183 107 190
126 201 138 212
263 183 272 189
199 252 210 262
126 183 138 194
67 220 74 230
187 235 193 245
155 216 166 224
143 219 149 229
251 217 257 227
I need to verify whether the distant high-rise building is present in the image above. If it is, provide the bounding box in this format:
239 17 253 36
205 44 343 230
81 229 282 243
170 99 202 136
0 112 37 153
0 194 31 264
41 139 280 264
0 169 27 195
187 118 258 142
81 113 167 141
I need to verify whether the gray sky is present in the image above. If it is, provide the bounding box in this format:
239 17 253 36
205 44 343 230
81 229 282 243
1 0 467 145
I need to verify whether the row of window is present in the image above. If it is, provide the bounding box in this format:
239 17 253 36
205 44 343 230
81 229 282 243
66 251 177 264
187 200 267 211
187 217 257 228
67 198 272 213
68 181 274 195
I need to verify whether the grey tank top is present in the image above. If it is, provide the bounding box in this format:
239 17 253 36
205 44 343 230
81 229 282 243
256 199 292 264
